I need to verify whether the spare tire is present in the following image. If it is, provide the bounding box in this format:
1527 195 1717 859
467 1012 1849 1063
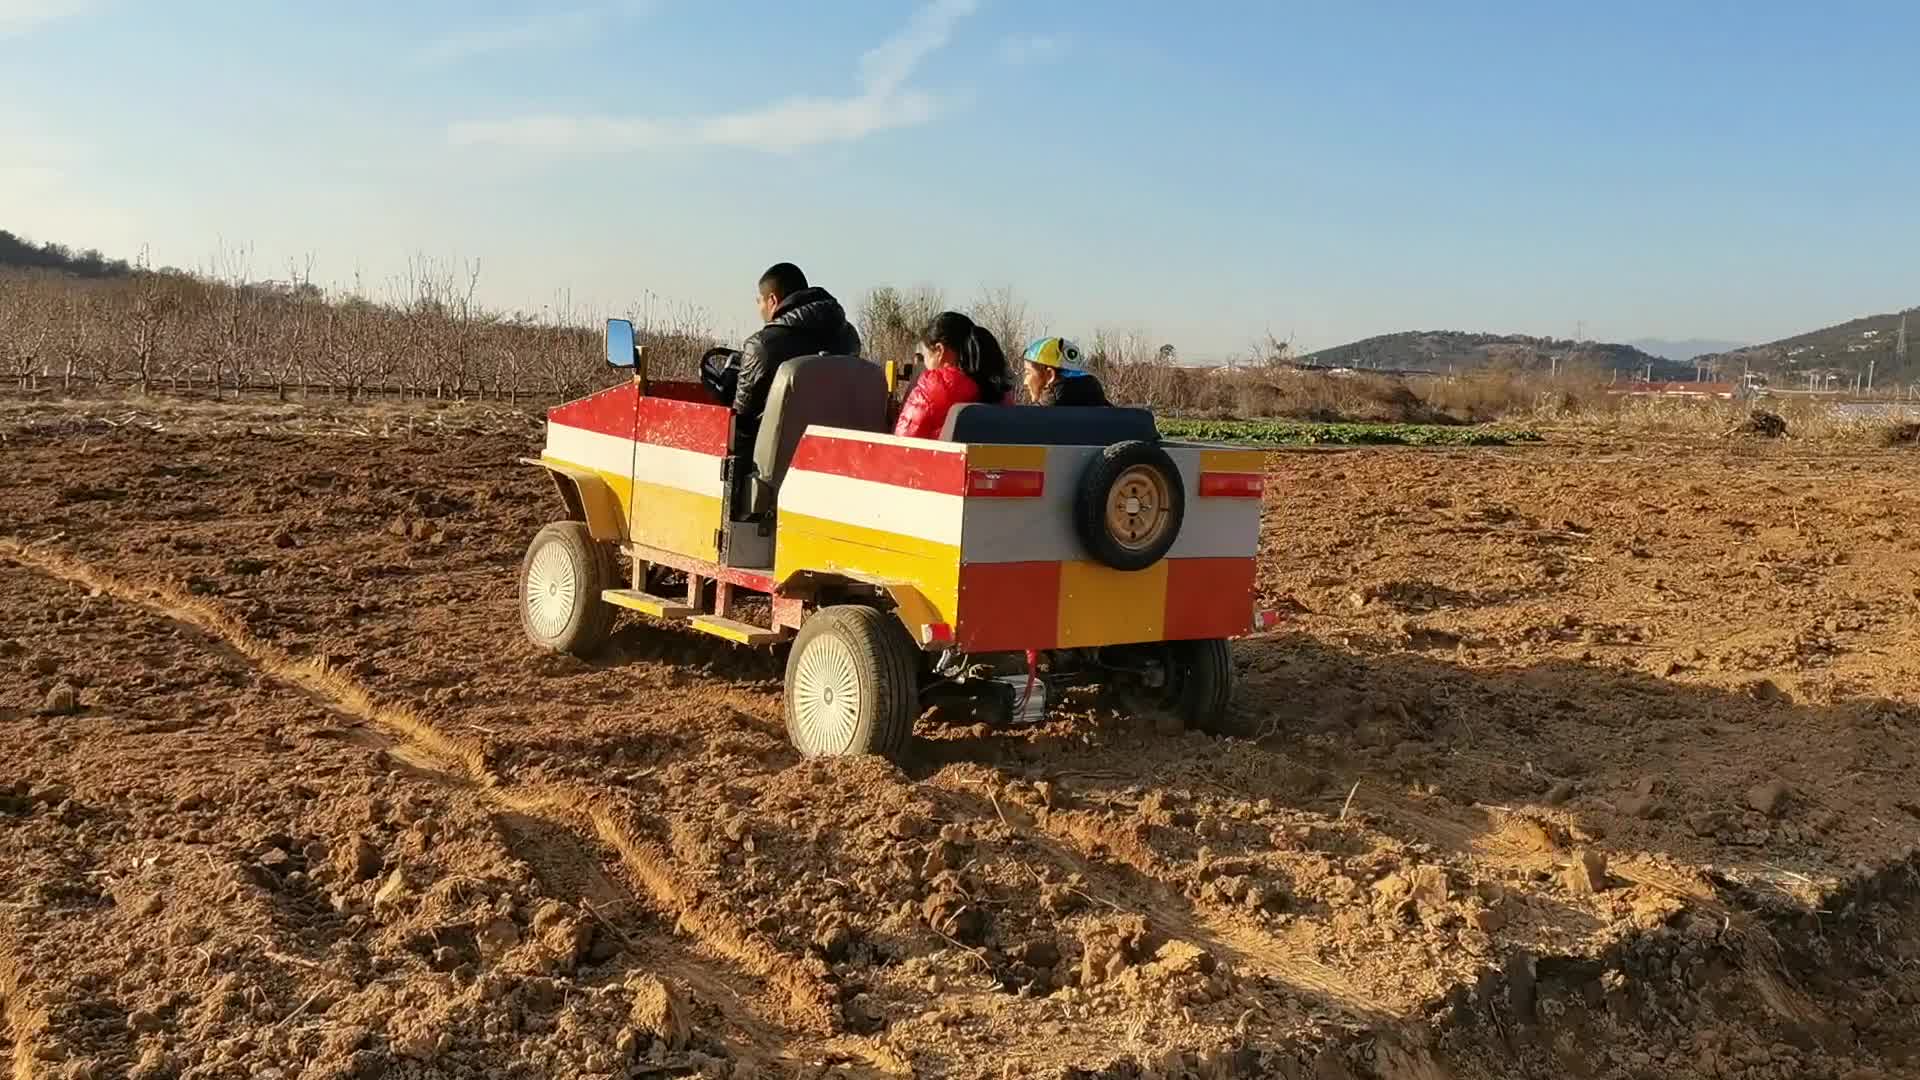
1073 440 1185 571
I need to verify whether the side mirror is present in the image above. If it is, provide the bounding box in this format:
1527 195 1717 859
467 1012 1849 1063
605 319 637 369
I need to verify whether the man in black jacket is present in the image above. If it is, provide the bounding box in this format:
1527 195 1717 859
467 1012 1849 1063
729 262 861 455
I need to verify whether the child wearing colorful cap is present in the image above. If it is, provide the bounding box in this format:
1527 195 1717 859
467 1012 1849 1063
1021 337 1111 407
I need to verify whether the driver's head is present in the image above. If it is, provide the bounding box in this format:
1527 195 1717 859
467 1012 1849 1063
757 262 807 322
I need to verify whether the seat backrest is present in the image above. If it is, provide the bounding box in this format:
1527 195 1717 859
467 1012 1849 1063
937 403 1160 446
750 354 889 512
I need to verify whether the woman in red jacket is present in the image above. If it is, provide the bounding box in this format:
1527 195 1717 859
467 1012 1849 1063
894 312 1013 440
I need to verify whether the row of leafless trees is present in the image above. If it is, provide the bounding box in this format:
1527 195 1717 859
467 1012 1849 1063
0 260 718 403
0 261 1560 422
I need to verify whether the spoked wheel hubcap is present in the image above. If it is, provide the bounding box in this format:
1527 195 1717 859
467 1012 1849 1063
792 634 861 755
1106 465 1172 551
524 540 579 639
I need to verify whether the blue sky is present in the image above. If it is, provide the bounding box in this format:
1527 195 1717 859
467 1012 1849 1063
3 0 1915 359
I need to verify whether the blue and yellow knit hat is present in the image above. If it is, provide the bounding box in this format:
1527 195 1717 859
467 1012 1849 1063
1022 337 1089 377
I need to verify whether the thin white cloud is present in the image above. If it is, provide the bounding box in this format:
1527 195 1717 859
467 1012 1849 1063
448 0 976 153
0 0 94 38
0 109 135 248
416 1 655 65
997 33 1067 66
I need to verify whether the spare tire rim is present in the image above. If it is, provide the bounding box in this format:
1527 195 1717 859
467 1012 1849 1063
524 539 578 640
1106 465 1173 551
793 633 861 755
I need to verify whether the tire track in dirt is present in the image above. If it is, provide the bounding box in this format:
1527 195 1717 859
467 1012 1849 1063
932 775 1399 1024
0 540 841 1044
1024 804 1399 1022
0 936 47 1080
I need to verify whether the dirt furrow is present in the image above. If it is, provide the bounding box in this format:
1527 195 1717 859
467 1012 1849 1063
0 938 45 1080
0 540 838 1049
500 785 836 1034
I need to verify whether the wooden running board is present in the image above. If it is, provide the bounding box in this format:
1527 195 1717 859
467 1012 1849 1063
601 589 696 619
686 615 788 646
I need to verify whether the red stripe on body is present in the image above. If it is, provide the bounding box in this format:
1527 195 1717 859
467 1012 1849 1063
1198 472 1265 498
548 382 637 439
1162 558 1257 641
547 383 730 455
965 469 1045 497
956 561 1061 653
636 396 730 455
789 435 968 494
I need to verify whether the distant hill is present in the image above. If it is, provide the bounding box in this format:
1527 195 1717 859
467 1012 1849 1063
1700 309 1915 382
1629 338 1746 362
0 229 134 278
1304 330 1693 380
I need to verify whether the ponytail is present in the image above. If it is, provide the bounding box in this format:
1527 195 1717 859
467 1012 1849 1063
920 312 1012 404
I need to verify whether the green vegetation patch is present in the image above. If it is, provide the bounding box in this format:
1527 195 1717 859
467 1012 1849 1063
1160 418 1543 447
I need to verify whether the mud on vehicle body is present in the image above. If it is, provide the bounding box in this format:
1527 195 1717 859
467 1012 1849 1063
517 319 1278 758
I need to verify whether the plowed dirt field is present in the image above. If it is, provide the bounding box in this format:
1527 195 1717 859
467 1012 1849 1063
2 401 1916 1080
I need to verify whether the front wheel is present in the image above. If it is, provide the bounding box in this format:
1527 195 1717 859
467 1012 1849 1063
520 521 618 655
784 606 919 758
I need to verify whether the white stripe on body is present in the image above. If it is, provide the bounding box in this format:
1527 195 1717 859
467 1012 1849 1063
544 423 725 496
778 468 965 546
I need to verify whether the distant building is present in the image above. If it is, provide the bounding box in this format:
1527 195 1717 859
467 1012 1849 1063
1605 380 1740 400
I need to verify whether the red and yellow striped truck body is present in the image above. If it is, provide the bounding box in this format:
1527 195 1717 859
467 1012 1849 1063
537 382 1264 653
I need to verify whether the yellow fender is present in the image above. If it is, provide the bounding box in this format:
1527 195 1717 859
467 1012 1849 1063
775 569 942 646
520 458 626 541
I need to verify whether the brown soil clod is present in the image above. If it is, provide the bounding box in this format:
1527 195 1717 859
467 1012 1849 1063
1562 848 1610 895
37 683 78 717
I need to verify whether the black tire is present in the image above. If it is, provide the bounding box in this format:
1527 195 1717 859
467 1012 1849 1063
1073 440 1186 571
1169 639 1244 736
784 606 919 758
519 521 618 655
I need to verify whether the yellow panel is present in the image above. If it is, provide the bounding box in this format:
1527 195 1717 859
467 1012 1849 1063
776 511 961 623
1199 448 1269 473
1056 559 1168 647
965 444 1050 471
539 457 724 561
625 477 724 561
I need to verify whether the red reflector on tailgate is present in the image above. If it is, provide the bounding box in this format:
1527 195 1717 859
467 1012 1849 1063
1199 472 1265 498
966 469 1045 497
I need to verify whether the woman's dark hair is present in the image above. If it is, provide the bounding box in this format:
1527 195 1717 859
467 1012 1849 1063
920 311 1011 404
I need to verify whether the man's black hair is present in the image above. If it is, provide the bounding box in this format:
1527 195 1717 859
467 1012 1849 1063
758 262 808 301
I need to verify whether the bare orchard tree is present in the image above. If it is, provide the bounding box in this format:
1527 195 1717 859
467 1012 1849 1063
858 284 946 366
210 243 260 398
1090 326 1189 410
265 256 321 400
970 285 1034 359
0 276 53 389
129 263 184 397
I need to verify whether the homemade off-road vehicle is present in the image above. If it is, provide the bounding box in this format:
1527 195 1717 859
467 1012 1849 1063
518 320 1276 758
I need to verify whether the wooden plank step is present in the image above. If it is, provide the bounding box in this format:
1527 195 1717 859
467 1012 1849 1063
686 615 788 646
602 589 696 618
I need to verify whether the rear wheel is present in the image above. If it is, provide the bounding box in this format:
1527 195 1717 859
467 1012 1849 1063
1166 639 1244 736
520 522 618 655
785 606 918 758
